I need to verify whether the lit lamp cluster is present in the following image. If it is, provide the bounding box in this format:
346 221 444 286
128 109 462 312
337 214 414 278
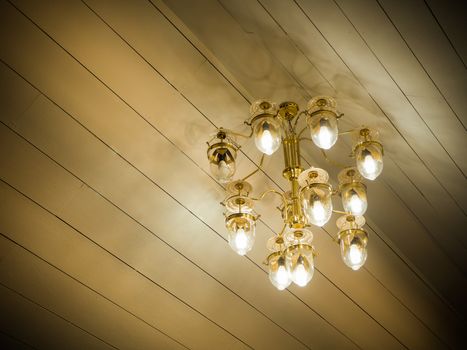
206 97 383 290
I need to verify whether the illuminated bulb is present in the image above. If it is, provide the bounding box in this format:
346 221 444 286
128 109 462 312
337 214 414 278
254 118 281 155
226 216 255 256
356 145 383 180
363 153 377 175
349 244 363 267
305 194 332 227
310 116 338 149
291 255 313 287
311 200 326 223
260 129 274 153
234 229 248 252
317 125 333 149
340 234 367 271
269 256 291 291
341 183 367 216
349 192 366 216
307 114 339 149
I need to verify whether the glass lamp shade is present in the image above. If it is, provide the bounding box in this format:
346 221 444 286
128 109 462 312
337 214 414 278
210 159 235 183
253 116 282 155
301 183 333 227
339 229 368 271
267 252 292 291
225 213 256 256
307 112 338 150
285 244 315 287
207 142 237 183
341 182 368 216
355 142 383 180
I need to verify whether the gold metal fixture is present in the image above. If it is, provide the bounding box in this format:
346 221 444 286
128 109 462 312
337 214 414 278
206 97 384 290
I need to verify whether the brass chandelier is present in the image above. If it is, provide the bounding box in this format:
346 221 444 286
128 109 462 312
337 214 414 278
206 97 384 290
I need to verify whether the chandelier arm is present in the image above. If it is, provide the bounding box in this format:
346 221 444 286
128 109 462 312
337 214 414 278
241 154 265 182
297 125 309 139
277 223 287 237
226 124 254 138
319 148 353 169
292 110 308 129
332 209 349 215
338 126 365 136
251 189 288 209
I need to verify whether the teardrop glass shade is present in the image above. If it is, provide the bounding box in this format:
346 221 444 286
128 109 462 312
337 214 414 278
302 184 333 227
253 117 282 155
225 214 256 256
341 182 368 216
356 143 383 180
339 229 368 271
286 244 315 287
268 254 292 291
308 113 338 150
210 158 235 183
207 140 237 183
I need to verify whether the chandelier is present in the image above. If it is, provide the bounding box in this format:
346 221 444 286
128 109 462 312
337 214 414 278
206 97 384 290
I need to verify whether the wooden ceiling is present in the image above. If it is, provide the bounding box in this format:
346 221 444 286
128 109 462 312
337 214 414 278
0 0 466 349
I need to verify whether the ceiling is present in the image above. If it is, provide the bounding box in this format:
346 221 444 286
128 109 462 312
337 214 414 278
0 0 466 349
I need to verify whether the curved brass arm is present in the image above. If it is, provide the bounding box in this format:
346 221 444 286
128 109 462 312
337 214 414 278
228 123 253 138
338 126 364 136
332 209 349 215
251 189 288 209
319 149 352 169
297 125 309 139
242 154 265 182
292 110 308 128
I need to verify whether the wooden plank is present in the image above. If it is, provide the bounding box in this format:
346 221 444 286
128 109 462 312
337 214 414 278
0 285 113 350
255 0 467 243
0 76 358 350
158 0 467 342
0 235 188 350
0 330 36 350
0 180 253 350
162 0 467 255
0 38 448 350
335 0 466 174
219 0 467 283
260 0 467 300
381 0 467 127
291 0 467 211
1 0 464 348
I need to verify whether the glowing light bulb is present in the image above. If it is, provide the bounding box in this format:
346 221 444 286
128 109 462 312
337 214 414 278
349 193 364 215
269 256 291 291
340 234 367 271
254 118 281 155
363 154 377 175
275 265 290 287
349 244 363 267
312 200 326 223
234 229 248 253
357 146 383 180
317 125 333 149
227 216 255 256
260 129 274 154
305 194 332 227
292 255 312 287
341 183 367 216
310 116 338 149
